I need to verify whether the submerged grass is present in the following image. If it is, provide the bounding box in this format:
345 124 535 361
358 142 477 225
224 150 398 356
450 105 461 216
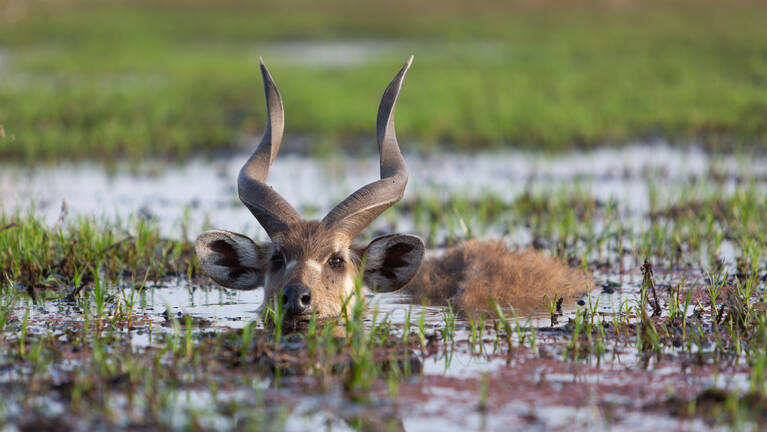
0 275 423 429
0 211 198 291
2 0 767 162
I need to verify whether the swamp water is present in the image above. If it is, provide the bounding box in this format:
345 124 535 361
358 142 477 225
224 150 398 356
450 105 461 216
2 144 767 431
3 143 764 236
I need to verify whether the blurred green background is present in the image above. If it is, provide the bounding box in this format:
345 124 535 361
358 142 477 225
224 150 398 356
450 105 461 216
1 0 766 162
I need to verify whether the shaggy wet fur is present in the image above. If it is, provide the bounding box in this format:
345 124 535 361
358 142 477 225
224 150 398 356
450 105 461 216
404 240 591 314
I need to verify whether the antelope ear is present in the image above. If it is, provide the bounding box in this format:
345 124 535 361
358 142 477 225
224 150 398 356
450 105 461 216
362 234 425 293
195 230 269 290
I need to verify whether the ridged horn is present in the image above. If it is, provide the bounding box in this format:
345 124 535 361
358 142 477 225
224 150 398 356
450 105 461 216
238 58 302 238
321 56 413 240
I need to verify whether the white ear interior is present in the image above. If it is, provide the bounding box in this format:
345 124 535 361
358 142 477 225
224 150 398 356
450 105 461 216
195 230 267 290
363 234 425 293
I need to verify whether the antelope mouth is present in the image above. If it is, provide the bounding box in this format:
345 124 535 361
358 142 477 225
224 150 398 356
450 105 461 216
281 311 343 332
281 313 314 329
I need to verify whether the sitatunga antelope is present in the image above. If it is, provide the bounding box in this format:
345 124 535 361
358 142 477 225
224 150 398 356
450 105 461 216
195 57 591 322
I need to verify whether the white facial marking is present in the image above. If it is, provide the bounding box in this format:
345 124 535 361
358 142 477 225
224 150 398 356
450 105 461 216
306 260 323 272
343 275 355 297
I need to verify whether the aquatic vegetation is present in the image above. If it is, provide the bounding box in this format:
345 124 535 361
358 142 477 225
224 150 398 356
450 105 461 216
1 158 766 428
0 211 199 289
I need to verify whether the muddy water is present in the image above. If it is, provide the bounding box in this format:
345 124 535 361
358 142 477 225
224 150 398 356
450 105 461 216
4 145 766 430
11 265 727 431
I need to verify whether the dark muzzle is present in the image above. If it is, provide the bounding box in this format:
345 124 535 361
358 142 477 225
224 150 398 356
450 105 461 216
281 284 312 317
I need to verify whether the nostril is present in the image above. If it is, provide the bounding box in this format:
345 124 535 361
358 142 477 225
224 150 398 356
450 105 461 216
300 293 311 307
283 285 311 315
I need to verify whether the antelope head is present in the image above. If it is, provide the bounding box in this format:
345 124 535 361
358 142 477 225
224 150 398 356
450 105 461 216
195 57 424 322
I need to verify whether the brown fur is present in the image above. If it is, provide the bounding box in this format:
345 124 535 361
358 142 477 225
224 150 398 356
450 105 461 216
405 239 591 314
197 224 425 321
262 221 360 319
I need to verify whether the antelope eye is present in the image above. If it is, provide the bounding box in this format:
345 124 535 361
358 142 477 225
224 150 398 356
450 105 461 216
271 253 285 270
328 256 344 269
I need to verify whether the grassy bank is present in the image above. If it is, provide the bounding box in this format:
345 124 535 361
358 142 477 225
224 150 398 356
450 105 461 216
1 0 767 162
